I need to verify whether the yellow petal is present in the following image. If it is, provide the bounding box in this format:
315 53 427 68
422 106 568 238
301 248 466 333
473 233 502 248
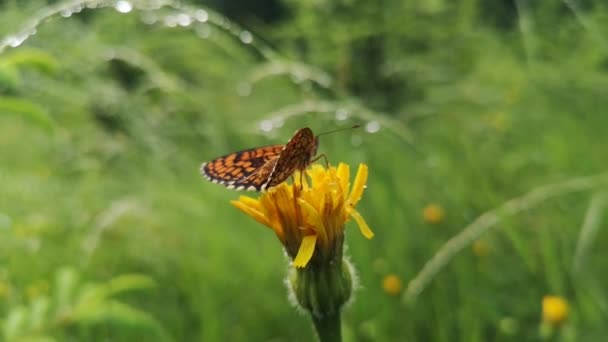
296 170 310 190
297 198 328 243
238 195 262 210
259 193 283 238
293 235 317 268
231 200 272 229
336 163 350 199
347 207 374 239
348 164 368 206
307 164 324 181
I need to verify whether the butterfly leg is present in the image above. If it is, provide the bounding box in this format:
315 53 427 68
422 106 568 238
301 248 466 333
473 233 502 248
291 173 305 190
311 153 329 167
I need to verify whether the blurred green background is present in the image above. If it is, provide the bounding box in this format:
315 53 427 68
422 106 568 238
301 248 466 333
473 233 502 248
1 0 607 341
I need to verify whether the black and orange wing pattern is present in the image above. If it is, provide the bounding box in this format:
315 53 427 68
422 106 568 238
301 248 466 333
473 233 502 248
201 127 320 191
201 144 284 191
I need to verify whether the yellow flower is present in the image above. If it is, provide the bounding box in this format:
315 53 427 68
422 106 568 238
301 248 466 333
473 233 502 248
542 295 569 326
0 281 10 298
422 203 444 224
232 163 374 268
25 280 49 301
472 239 490 257
382 274 402 296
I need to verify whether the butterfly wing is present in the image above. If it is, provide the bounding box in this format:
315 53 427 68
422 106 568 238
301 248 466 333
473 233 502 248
265 127 317 188
201 144 284 190
230 157 278 191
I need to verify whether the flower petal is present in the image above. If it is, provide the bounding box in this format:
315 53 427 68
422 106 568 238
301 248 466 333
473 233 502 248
293 235 317 268
347 207 374 239
297 198 328 243
336 163 350 199
293 170 309 190
231 199 272 229
348 164 368 206
238 195 261 210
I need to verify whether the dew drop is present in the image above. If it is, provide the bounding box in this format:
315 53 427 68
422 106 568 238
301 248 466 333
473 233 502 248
177 14 192 27
365 120 380 133
5 35 26 48
260 120 273 132
163 15 178 28
239 31 253 44
195 24 211 38
194 9 209 22
236 82 252 97
115 0 133 14
335 108 348 121
70 4 84 14
145 0 163 9
141 12 157 25
60 9 73 17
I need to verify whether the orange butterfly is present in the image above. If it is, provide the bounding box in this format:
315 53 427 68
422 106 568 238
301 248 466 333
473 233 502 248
201 126 358 191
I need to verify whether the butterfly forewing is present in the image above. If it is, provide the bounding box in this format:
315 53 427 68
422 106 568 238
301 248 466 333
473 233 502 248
201 144 284 188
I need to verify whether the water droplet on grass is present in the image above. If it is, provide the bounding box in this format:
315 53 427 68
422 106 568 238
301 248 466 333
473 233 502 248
260 120 273 132
5 34 27 48
335 108 348 121
177 14 192 27
195 24 211 38
163 15 178 28
141 12 157 24
115 1 133 14
365 121 380 133
60 9 73 17
239 31 253 44
194 9 209 22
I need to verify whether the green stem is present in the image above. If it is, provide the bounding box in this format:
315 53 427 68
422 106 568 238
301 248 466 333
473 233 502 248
312 311 342 342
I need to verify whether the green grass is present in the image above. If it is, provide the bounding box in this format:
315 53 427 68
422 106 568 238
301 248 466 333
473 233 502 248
1 0 607 341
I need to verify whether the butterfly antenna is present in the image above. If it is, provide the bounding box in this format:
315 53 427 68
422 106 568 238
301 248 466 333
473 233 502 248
317 124 361 137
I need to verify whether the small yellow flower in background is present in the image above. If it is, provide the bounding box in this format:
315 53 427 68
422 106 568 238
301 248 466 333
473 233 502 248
486 112 511 132
382 274 402 296
542 295 569 326
232 163 373 268
504 86 521 105
0 281 10 298
422 203 444 224
472 239 490 257
25 280 49 301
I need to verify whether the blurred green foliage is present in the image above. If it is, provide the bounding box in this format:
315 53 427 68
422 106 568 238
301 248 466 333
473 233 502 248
0 0 607 341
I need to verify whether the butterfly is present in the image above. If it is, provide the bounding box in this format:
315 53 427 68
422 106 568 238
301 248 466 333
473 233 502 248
200 127 323 191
